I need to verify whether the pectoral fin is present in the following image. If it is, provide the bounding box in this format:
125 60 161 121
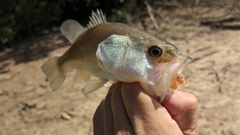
82 78 108 94
104 80 114 87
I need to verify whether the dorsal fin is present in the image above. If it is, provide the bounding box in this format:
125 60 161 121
87 9 107 28
60 20 86 44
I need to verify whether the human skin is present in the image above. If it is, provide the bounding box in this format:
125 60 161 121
93 82 198 135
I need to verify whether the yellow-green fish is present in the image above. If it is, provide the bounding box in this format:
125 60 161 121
41 10 191 102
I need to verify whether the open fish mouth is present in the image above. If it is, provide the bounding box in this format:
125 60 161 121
155 56 192 102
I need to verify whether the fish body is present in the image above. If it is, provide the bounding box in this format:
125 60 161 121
59 23 154 78
41 10 191 102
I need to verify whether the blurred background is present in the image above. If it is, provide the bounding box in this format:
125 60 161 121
0 0 142 49
0 0 240 135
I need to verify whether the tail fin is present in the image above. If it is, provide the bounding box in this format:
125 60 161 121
41 57 65 91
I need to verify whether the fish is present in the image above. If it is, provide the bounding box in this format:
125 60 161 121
41 9 192 102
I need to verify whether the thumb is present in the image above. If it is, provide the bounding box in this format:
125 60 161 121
162 91 198 135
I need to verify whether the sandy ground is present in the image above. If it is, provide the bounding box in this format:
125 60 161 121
0 1 240 135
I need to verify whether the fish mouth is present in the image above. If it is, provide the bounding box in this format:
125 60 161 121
154 55 192 102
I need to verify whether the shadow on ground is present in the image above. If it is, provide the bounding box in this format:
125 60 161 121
0 33 70 73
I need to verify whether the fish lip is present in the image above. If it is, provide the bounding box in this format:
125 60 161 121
157 55 192 102
171 56 192 77
157 56 192 81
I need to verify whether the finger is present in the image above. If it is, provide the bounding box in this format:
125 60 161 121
122 82 182 135
93 100 104 135
107 82 118 94
111 82 134 134
103 87 114 135
163 90 198 135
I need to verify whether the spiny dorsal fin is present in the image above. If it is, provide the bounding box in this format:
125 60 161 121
88 9 107 28
60 20 86 44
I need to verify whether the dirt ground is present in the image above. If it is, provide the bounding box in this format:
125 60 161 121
1 1 240 135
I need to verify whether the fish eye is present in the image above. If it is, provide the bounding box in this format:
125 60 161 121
148 46 162 57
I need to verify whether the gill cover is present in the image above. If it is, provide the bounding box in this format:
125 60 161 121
96 34 153 82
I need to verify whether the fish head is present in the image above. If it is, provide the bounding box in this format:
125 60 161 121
96 34 191 102
141 39 192 101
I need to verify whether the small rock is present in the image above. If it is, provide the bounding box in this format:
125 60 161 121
61 112 72 120
66 111 76 117
39 84 47 88
22 102 36 110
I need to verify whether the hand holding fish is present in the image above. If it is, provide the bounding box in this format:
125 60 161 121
93 82 198 135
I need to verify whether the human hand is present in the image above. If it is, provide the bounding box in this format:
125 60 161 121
93 82 198 135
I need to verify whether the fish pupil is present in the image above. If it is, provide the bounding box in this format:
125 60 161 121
148 46 162 57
